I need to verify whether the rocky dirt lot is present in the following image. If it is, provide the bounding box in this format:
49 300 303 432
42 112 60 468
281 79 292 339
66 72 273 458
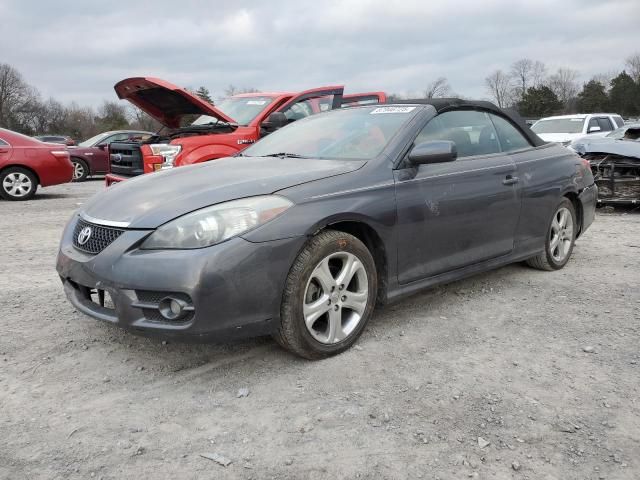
1 180 639 480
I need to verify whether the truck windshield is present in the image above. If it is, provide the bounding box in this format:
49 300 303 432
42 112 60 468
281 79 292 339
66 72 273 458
532 118 585 134
242 106 418 160
192 96 276 126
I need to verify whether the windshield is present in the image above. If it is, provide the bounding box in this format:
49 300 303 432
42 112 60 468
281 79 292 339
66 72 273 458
532 118 585 134
242 105 418 160
79 132 110 147
192 96 275 126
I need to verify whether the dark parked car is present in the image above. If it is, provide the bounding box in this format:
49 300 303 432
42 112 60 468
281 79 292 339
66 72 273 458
1 128 73 200
35 135 76 146
69 130 152 181
56 100 597 358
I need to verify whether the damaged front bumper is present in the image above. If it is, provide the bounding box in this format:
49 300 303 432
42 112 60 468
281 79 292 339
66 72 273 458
588 154 640 205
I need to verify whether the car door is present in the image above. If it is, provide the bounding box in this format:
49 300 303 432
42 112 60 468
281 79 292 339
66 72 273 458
92 133 130 173
394 109 521 284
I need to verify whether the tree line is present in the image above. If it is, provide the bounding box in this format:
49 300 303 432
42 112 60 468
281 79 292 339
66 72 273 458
1 54 639 142
483 54 640 118
0 64 249 141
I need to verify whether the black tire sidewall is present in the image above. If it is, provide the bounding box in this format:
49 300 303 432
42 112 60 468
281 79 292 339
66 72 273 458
283 232 377 357
543 198 577 270
0 167 37 200
71 158 89 182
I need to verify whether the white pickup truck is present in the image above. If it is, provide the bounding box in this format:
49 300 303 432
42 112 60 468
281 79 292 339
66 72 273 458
531 113 625 145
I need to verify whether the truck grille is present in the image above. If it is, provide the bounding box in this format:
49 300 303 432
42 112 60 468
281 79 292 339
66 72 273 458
109 141 144 177
72 218 124 254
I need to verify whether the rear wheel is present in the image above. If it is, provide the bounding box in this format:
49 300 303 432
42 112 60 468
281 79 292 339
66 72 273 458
274 230 377 359
526 198 576 271
0 167 38 201
71 158 89 182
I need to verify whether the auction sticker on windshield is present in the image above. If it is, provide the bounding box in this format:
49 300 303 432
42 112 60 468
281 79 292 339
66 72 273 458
370 106 416 114
247 100 267 105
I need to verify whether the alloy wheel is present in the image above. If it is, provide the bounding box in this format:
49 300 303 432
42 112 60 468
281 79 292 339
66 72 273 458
2 172 33 198
303 252 369 344
549 206 574 263
72 160 85 180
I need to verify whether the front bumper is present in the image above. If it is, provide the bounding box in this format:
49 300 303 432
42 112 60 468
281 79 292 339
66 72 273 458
56 216 306 341
578 183 598 236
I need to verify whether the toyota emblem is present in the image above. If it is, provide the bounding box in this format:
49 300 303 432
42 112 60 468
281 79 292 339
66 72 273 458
77 226 92 245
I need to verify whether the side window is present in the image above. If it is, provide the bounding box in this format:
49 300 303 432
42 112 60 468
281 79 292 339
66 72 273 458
104 133 130 144
0 138 7 146
415 110 500 158
281 101 313 122
489 114 532 152
613 116 624 128
588 118 599 132
597 117 613 131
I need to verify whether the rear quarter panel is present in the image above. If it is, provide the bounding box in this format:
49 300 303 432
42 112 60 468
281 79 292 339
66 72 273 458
511 143 588 253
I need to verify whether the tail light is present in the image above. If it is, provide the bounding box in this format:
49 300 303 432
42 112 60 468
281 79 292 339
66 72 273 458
50 150 70 163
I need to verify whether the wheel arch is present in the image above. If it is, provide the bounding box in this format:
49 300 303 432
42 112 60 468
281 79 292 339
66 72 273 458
70 155 90 175
317 218 389 306
563 191 583 237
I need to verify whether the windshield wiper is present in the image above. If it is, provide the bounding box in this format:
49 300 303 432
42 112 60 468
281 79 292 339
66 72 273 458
262 152 309 158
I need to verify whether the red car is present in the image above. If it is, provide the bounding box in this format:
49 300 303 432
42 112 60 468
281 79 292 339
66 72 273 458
0 128 73 200
105 77 385 185
68 130 152 181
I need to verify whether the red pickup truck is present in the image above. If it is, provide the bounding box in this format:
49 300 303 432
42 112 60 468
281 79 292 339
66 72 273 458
105 77 385 185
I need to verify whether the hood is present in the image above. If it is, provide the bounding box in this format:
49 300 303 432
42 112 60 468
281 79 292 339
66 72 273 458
536 132 583 144
575 139 640 159
82 157 366 228
114 77 236 129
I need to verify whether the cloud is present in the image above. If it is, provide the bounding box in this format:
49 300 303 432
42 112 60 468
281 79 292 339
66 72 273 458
2 0 639 106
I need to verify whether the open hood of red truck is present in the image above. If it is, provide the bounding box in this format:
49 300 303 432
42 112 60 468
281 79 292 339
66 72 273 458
114 77 236 129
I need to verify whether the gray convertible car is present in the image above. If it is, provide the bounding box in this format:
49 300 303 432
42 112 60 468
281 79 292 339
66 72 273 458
56 100 597 359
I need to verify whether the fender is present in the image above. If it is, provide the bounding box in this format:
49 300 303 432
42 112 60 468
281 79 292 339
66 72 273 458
178 144 240 166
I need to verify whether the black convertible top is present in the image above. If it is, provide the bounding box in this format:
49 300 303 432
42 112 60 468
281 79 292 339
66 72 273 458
395 98 546 147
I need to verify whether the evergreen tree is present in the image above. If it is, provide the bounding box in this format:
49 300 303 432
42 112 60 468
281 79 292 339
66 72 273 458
518 86 563 117
609 71 639 116
195 86 213 104
577 80 609 112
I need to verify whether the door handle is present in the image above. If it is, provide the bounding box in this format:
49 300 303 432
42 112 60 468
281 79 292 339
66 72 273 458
502 175 519 186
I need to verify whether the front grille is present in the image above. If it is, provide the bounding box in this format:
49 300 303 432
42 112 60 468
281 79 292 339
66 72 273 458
72 218 124 254
109 141 144 177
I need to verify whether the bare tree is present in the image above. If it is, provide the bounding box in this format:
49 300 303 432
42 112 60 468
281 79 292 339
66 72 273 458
0 63 32 128
591 71 618 92
424 77 452 98
547 68 580 106
625 52 640 82
485 70 514 108
223 84 259 97
510 59 547 100
127 105 161 132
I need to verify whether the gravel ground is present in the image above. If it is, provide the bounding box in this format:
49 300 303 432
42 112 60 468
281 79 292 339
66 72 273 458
1 180 639 480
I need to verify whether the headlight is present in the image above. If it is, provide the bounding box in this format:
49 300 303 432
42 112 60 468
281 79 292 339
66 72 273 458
141 195 294 249
149 144 182 169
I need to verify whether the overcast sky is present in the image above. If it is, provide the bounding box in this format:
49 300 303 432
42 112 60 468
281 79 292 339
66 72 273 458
2 0 639 107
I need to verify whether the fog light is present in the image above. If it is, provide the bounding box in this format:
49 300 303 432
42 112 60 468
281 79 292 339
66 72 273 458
158 297 188 320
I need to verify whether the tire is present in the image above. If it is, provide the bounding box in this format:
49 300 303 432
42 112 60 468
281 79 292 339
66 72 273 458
0 167 38 201
274 230 378 359
71 158 89 182
526 198 577 271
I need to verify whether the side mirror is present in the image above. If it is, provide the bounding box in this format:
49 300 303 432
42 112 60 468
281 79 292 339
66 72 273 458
261 112 288 131
408 141 457 165
588 125 601 133
97 143 107 150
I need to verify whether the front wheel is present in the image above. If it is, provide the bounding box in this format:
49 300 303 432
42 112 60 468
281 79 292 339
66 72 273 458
275 230 377 359
71 158 89 182
526 198 576 271
0 167 38 200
